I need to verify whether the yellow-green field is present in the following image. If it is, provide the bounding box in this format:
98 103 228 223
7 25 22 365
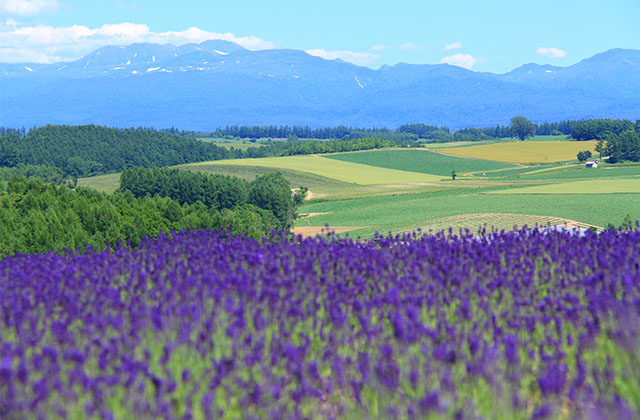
438 141 598 163
77 173 120 193
490 177 640 195
184 155 444 184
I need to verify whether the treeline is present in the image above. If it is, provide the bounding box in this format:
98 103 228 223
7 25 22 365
0 176 282 256
572 119 640 163
169 120 587 142
171 125 403 140
0 127 26 136
599 130 640 163
119 168 301 230
571 119 639 141
0 164 63 184
279 137 410 156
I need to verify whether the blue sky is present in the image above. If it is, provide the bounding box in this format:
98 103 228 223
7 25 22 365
0 0 638 72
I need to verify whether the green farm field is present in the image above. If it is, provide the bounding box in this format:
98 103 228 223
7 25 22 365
78 141 639 236
518 163 640 180
490 177 640 195
325 149 516 176
296 192 640 237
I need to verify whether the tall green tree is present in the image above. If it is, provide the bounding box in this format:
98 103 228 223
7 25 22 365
594 140 605 159
248 172 295 230
510 117 536 141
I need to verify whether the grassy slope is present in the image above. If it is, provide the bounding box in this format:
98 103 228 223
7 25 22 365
184 156 444 184
297 191 640 236
324 149 516 176
438 140 598 163
519 164 640 180
490 178 640 194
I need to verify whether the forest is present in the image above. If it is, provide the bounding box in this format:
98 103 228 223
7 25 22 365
572 119 640 162
0 171 299 256
120 168 301 230
0 125 237 178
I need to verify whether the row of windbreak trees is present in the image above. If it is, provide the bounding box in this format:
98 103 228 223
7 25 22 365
0 176 284 257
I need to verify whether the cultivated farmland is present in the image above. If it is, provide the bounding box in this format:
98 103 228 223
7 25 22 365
296 192 639 237
490 178 640 195
438 140 598 163
325 149 516 176
78 140 640 236
186 155 444 184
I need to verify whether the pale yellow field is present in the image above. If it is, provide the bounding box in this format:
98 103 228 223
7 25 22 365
489 178 640 194
401 213 602 233
438 141 598 163
185 156 444 185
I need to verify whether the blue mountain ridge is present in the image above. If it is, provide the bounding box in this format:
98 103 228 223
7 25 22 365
1 42 638 130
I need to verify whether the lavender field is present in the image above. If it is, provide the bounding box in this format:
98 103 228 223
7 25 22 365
1 227 639 420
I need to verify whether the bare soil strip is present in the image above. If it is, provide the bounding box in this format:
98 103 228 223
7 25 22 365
299 212 331 219
292 226 369 237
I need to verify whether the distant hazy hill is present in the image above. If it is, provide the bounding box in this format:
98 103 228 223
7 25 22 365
1 42 639 130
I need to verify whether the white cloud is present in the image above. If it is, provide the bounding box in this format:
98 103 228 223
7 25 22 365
536 47 567 59
398 42 424 51
440 53 486 70
370 44 391 51
442 42 463 51
0 0 59 16
305 49 379 66
0 23 277 63
370 43 424 52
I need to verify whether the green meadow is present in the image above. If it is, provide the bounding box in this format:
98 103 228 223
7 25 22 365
297 191 639 237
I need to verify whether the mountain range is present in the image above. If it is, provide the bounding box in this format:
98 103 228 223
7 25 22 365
1 40 639 130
